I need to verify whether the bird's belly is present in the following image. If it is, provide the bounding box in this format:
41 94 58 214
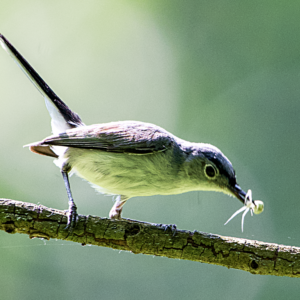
66 148 188 197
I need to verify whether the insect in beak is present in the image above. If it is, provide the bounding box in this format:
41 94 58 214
224 189 264 232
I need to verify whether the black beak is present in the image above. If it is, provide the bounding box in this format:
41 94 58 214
230 183 248 204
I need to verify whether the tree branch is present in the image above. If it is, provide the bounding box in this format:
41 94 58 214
0 198 299 277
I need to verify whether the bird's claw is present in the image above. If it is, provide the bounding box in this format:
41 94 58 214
160 223 177 236
65 201 78 232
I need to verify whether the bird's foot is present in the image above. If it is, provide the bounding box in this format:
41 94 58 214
109 208 122 220
160 223 177 236
65 201 78 232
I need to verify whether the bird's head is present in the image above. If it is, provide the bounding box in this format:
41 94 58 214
184 143 248 204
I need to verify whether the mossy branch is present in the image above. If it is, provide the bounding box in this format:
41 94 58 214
0 198 299 277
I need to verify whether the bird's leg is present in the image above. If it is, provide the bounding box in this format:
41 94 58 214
61 170 77 231
109 195 128 219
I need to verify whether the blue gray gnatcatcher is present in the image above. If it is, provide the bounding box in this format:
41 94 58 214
0 34 260 230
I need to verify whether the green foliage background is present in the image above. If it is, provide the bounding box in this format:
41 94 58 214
0 1 299 299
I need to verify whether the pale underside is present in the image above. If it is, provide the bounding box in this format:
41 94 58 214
65 147 215 198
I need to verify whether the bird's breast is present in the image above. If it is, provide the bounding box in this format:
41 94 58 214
64 147 193 197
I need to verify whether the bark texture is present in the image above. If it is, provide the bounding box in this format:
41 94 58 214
0 198 299 277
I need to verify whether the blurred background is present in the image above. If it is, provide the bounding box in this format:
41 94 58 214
0 0 299 299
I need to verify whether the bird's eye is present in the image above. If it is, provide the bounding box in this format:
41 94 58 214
204 164 217 179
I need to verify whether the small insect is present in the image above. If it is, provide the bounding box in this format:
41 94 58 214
224 189 264 232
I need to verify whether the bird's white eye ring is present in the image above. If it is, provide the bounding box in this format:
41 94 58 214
204 164 218 179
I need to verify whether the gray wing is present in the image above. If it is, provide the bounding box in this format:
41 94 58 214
40 121 174 154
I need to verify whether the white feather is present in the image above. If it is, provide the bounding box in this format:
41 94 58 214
44 97 71 134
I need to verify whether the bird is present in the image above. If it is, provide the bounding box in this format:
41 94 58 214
0 34 262 230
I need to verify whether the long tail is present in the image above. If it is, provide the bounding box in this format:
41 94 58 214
0 34 84 134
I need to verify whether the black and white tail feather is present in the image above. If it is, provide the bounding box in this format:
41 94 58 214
0 34 84 134
0 34 83 229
